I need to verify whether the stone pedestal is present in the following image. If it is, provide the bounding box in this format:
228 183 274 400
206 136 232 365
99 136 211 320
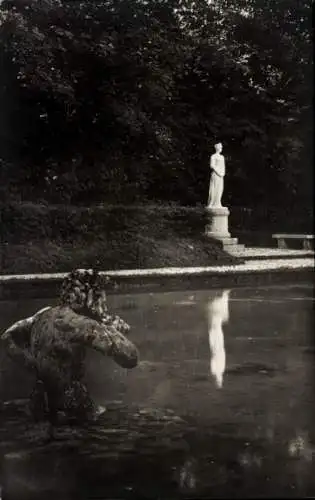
205 207 230 238
205 206 243 251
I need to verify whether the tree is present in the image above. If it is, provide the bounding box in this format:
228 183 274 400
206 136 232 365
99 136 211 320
0 0 312 207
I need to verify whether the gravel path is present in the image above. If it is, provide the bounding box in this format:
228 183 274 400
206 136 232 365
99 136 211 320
228 247 314 258
0 257 313 282
0 246 313 283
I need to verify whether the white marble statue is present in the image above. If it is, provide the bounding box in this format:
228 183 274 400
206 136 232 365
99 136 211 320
207 142 226 208
207 289 230 388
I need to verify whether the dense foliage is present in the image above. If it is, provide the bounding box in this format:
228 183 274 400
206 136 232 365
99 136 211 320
0 0 312 207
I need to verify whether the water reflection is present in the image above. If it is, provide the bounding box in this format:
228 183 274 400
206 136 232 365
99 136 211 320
288 431 314 462
0 285 314 498
1 406 313 500
178 458 197 492
207 290 230 388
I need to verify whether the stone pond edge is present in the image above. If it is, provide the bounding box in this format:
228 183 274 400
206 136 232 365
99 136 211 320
0 258 313 299
0 257 314 281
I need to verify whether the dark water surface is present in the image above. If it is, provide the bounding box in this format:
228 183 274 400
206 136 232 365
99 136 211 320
0 284 314 499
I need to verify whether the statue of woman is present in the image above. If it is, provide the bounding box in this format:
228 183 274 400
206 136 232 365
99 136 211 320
207 142 226 208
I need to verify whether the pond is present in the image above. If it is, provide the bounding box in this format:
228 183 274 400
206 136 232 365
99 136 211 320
0 283 314 499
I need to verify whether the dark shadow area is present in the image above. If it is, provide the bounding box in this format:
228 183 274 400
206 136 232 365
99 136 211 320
1 400 314 499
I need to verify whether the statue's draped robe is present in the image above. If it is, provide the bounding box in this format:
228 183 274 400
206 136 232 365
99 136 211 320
207 153 225 208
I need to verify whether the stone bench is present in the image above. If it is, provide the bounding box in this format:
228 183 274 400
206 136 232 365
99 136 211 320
272 234 314 250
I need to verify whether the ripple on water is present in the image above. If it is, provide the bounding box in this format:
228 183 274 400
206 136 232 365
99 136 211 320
226 362 280 377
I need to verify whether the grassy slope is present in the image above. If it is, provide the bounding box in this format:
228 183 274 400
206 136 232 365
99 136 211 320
1 203 242 274
2 235 241 274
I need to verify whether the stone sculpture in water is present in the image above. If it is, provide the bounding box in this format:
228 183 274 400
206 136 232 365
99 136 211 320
1 269 139 438
207 142 226 208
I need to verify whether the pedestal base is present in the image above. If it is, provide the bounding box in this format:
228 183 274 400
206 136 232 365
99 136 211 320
205 206 244 251
205 206 230 238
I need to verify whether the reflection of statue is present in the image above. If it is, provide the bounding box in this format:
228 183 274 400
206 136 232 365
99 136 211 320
1 269 139 438
178 459 197 492
288 431 314 462
207 142 226 208
207 290 230 388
